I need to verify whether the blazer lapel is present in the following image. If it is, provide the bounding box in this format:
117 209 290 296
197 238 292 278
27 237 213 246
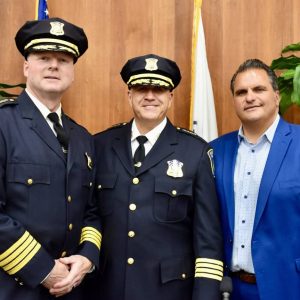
253 119 292 231
223 134 239 235
19 92 66 162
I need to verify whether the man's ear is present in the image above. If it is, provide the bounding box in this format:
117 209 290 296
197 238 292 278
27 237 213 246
128 89 133 107
23 60 29 77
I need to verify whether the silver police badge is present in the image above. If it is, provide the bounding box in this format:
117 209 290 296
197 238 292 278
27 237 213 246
167 160 183 178
145 58 158 71
50 22 65 36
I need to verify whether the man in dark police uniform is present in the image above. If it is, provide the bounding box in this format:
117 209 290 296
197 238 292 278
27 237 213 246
0 18 101 299
93 54 223 300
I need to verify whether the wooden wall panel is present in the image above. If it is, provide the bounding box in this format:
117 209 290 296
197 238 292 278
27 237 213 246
0 0 193 134
202 0 300 134
1 0 300 136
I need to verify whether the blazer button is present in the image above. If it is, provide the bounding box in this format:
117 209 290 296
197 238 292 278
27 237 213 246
127 258 135 265
61 251 67 257
27 178 33 185
68 223 73 231
181 273 186 279
67 195 72 203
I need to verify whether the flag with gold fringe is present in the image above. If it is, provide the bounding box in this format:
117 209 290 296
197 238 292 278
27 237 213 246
35 0 49 20
190 0 218 142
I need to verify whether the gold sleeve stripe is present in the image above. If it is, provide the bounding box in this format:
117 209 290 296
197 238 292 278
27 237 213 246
3 239 38 271
80 237 101 250
80 227 102 250
194 257 223 281
7 243 41 275
196 262 224 272
81 226 101 236
80 229 102 242
0 235 34 267
195 272 223 281
80 232 101 244
0 231 41 275
195 258 224 266
0 231 30 261
195 267 223 277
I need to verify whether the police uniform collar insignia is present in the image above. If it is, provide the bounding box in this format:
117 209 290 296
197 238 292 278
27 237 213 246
207 149 215 177
145 58 158 71
85 152 93 170
50 21 65 36
167 160 183 178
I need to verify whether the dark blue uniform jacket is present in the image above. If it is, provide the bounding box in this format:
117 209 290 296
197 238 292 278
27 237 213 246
0 91 101 300
92 120 223 300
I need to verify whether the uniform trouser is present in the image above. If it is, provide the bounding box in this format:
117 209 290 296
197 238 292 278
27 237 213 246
231 277 260 300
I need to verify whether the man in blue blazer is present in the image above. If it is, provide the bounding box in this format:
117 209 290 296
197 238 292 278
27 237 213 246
0 18 101 299
211 58 300 299
92 54 224 300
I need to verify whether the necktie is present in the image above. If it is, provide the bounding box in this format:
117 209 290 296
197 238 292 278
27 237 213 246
133 135 148 171
48 112 69 153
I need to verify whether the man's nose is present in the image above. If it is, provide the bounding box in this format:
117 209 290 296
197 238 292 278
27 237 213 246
245 88 255 101
144 89 155 99
49 58 59 69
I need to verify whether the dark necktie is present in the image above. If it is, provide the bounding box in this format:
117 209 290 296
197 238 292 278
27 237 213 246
48 112 69 154
133 135 148 171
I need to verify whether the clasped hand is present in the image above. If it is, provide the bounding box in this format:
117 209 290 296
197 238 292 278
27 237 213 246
42 255 92 297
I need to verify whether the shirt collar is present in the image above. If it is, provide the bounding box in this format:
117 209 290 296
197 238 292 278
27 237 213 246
131 118 167 146
238 114 280 144
25 89 62 121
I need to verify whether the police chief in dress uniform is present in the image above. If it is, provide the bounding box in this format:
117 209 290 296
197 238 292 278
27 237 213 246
0 18 101 299
93 54 224 300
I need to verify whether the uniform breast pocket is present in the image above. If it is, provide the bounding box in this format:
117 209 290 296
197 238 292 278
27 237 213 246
6 163 50 208
95 173 118 216
7 163 50 186
154 176 193 223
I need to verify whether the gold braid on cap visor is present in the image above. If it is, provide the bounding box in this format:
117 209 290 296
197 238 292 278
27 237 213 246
127 73 174 88
24 38 79 57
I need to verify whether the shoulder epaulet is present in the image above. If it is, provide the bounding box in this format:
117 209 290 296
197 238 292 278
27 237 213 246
107 122 128 130
0 98 18 108
176 126 205 141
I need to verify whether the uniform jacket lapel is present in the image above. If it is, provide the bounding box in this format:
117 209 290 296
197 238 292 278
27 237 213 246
112 122 135 175
253 119 292 231
137 120 176 175
62 114 75 173
111 120 177 176
18 91 66 162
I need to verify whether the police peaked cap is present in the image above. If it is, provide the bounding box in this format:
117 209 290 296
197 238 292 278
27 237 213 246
15 17 88 63
120 54 181 90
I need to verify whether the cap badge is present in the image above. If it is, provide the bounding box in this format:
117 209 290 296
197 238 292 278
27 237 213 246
167 160 183 178
145 58 158 71
85 152 93 170
50 22 65 36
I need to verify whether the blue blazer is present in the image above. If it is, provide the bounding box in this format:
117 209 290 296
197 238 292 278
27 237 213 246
211 118 300 300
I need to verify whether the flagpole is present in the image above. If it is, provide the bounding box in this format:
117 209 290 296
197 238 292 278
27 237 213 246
189 0 202 130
